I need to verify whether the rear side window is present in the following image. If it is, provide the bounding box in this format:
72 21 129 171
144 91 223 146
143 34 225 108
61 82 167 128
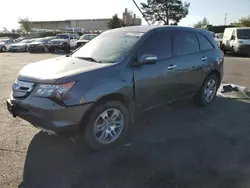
140 30 172 59
173 31 199 56
197 33 214 51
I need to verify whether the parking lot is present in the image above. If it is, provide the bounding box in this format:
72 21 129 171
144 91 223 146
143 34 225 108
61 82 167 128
1 53 250 188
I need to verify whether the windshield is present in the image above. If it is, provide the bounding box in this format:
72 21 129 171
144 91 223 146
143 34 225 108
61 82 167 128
57 34 69 39
80 34 97 40
237 29 250 39
216 33 223 39
20 39 30 43
72 31 143 63
35 38 49 42
0 39 9 43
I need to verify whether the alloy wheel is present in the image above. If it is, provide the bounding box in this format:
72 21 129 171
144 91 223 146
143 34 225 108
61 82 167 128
93 108 124 144
1 46 7 52
204 79 217 102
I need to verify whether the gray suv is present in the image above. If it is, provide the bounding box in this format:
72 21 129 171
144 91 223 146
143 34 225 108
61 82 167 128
6 26 224 150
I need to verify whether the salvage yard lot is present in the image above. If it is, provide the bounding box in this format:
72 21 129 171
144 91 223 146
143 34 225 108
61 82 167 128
1 53 250 188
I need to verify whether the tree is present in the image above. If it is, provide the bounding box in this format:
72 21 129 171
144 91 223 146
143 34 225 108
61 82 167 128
107 14 123 29
231 16 250 27
140 0 190 25
18 17 31 33
194 17 210 28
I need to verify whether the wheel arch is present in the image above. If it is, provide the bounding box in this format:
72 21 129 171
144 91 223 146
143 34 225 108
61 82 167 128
79 93 135 134
207 69 221 86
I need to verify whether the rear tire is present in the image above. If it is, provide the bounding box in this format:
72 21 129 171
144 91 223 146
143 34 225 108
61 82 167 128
84 101 130 150
194 74 219 106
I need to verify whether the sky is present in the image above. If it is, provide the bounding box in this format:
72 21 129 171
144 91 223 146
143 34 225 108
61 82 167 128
0 0 250 30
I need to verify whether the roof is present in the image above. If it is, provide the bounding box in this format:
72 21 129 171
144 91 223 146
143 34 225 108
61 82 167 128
106 25 208 33
225 27 250 30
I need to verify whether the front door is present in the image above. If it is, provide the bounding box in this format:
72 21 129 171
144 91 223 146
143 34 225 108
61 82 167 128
133 30 179 111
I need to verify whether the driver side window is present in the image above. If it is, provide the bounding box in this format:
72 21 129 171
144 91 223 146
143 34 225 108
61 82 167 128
139 31 172 59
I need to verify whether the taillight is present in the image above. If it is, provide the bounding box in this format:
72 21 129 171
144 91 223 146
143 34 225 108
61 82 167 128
221 50 224 57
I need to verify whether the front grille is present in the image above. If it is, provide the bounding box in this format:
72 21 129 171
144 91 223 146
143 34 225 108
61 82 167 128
77 42 86 48
12 80 35 98
51 41 61 44
245 45 250 50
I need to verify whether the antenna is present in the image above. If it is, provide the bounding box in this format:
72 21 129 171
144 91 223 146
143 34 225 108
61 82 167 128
132 0 151 25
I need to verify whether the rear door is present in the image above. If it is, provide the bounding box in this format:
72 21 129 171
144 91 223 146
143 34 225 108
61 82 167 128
171 30 204 97
70 35 77 48
196 32 218 80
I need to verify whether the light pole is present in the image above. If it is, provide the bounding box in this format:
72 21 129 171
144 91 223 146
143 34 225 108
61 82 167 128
132 0 151 25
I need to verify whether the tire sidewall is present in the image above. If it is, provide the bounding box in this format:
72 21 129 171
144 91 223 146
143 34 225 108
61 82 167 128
84 101 130 150
1 46 6 52
200 74 219 105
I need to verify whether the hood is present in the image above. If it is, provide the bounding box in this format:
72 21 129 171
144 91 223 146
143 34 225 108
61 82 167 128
77 39 89 43
12 43 27 47
29 41 44 45
19 56 112 81
51 39 68 42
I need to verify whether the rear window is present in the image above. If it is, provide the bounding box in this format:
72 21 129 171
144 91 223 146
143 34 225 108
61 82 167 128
197 33 214 51
173 31 199 56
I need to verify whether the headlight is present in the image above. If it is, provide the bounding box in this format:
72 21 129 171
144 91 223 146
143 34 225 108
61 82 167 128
32 82 75 100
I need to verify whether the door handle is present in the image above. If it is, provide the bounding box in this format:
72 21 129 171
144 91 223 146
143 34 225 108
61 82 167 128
168 65 177 70
201 57 208 61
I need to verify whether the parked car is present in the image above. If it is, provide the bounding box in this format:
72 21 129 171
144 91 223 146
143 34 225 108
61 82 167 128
6 26 224 150
0 38 14 52
48 33 78 53
221 27 250 55
28 37 56 52
215 33 223 48
14 37 25 43
9 39 36 52
76 34 98 48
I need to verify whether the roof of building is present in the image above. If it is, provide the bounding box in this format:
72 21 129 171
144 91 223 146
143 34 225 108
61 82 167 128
30 19 111 23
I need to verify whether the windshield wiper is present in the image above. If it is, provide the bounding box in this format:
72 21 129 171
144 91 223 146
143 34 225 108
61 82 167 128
76 57 102 63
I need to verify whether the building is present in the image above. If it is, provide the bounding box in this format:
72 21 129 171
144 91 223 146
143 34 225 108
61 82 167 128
30 19 111 32
122 8 142 26
29 8 142 32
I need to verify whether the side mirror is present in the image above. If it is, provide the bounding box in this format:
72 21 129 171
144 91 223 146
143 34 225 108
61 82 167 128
132 54 157 67
231 35 235 40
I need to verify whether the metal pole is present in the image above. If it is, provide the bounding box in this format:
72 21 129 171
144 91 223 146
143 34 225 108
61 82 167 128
132 0 151 25
224 13 228 25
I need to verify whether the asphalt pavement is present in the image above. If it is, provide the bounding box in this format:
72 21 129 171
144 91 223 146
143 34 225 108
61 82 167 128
0 53 250 188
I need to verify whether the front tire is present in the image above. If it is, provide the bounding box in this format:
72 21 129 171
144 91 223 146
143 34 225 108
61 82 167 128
1 46 7 52
84 101 130 150
194 74 219 106
44 45 49 52
48 48 55 53
63 43 70 53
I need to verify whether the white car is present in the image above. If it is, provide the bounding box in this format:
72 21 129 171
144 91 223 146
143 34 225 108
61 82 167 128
76 34 98 48
0 39 14 52
215 33 223 48
222 27 250 55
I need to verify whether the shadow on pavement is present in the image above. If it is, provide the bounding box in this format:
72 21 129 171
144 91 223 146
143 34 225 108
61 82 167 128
19 96 250 188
